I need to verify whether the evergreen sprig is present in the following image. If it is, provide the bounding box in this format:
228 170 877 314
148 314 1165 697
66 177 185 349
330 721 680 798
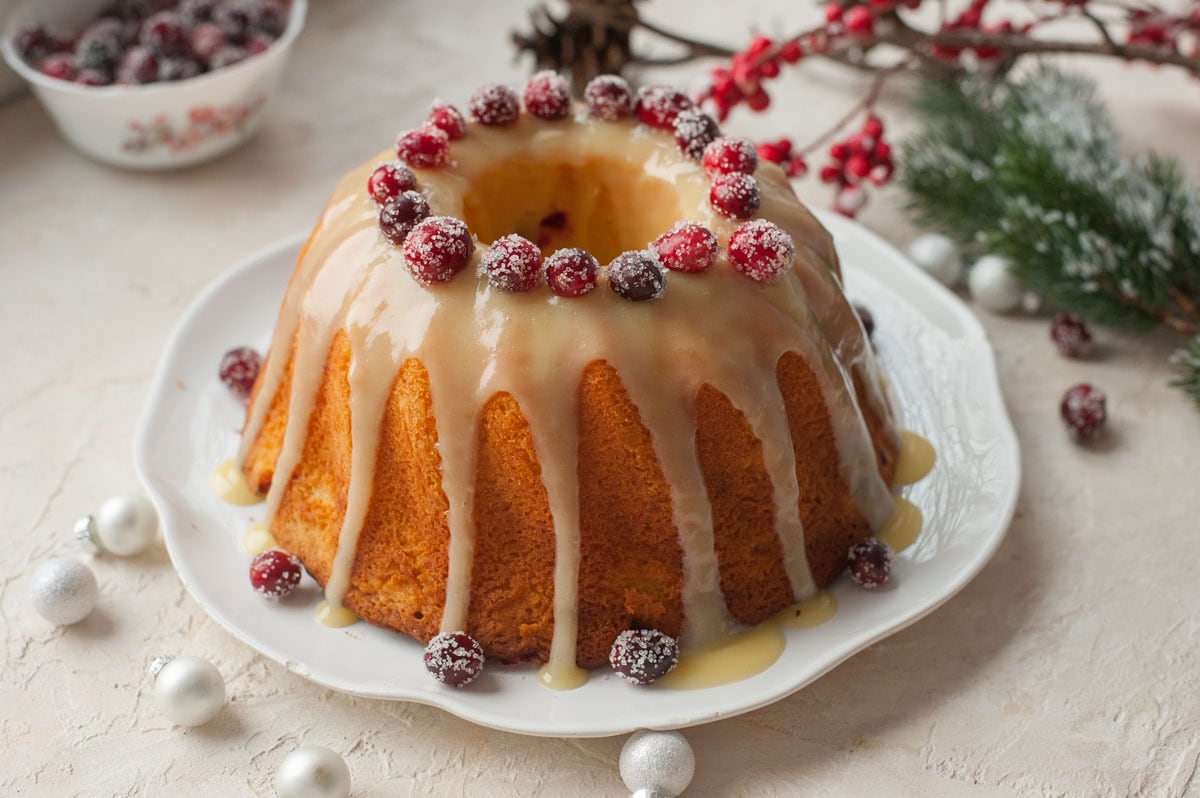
900 66 1200 410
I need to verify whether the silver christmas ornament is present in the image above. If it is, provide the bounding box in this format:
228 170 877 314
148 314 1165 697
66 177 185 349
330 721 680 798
968 255 1025 313
154 655 225 727
147 654 176 684
94 493 158 556
275 745 352 798
907 233 963 287
74 515 102 555
619 730 695 798
30 557 98 625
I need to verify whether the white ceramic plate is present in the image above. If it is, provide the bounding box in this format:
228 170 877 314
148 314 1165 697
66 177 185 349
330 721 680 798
135 212 1020 738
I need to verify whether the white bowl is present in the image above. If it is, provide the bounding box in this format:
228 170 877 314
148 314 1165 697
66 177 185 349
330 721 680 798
1 0 306 169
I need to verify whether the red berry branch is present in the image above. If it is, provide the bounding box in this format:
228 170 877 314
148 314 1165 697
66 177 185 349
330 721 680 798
518 0 1200 217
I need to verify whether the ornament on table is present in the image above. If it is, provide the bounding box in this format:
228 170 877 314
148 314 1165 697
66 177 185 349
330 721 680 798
150 654 226 727
968 255 1025 313
620 730 695 798
906 233 963 287
30 556 98 625
76 493 158 556
275 745 352 798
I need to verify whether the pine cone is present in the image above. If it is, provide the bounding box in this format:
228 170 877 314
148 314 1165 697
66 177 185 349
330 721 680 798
512 0 641 94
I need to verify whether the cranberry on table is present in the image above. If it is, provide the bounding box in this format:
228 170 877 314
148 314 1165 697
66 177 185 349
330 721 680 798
424 631 485 687
652 222 720 274
709 172 762 219
609 628 679 685
672 108 720 161
426 101 468 140
1051 313 1093 359
544 248 599 298
395 126 450 169
378 191 431 246
1061 383 1107 440
249 549 303 600
367 161 418 205
219 346 262 398
635 85 692 130
402 216 475 285
847 538 893 589
584 74 634 121
728 219 796 283
608 250 667 302
523 70 571 121
468 82 521 126
702 136 759 177
481 234 543 293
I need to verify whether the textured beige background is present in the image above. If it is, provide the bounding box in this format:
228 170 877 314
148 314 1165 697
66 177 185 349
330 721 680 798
2 1 1199 795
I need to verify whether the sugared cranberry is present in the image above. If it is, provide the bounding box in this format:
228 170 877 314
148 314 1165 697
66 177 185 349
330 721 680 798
544 248 599 298
367 161 418 204
702 137 759 177
179 0 216 26
139 11 188 56
607 250 666 302
38 53 78 81
424 631 485 687
854 303 876 339
709 172 761 219
728 220 795 283
652 222 719 273
426 100 467 140
609 628 679 685
523 70 571 121
188 22 226 65
1051 314 1093 359
379 191 431 245
1060 383 1107 440
76 23 123 71
395 126 450 169
219 346 262 398
468 82 520 126
76 68 113 86
15 24 51 61
635 85 692 130
249 549 303 600
256 0 290 37
212 1 252 43
208 45 248 70
402 216 475 285
116 46 159 84
243 32 272 55
672 108 720 160
848 538 893 588
584 74 634 121
158 57 202 81
481 234 543 292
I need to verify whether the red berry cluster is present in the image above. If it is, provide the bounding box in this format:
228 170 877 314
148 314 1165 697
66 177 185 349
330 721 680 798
1049 315 1109 441
1125 8 1199 53
14 0 291 87
376 78 798 295
817 115 894 217
755 138 808 179
929 0 1028 63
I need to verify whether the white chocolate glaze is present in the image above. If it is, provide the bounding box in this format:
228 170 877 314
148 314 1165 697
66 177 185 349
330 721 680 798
211 458 263 506
239 107 898 674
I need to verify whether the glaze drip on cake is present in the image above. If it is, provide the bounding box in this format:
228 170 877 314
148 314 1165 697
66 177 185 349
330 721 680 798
239 97 900 675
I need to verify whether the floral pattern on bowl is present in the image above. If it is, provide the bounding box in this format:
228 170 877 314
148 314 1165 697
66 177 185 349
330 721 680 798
123 93 265 154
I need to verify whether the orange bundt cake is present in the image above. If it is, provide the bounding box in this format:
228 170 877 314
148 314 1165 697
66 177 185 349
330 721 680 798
238 73 900 679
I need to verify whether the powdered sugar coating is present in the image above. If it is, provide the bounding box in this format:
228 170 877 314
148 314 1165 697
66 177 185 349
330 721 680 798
847 538 893 589
402 216 475 285
672 108 721 160
424 631 485 687
608 629 680 685
481 234 543 292
702 136 759 177
523 70 571 120
651 222 720 273
728 219 795 283
218 346 262 399
584 74 634 121
367 161 418 205
635 85 692 130
395 126 450 169
607 250 667 301
469 82 520 126
249 549 303 600
709 172 762 219
378 191 431 245
426 100 468 140
544 248 599 298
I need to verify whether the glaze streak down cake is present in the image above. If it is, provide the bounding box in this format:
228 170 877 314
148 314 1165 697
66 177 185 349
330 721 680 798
238 75 899 676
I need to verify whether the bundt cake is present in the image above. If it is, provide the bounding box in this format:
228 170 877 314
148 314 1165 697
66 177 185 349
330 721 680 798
237 73 900 682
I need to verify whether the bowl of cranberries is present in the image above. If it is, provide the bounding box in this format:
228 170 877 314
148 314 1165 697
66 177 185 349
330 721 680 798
1 0 306 169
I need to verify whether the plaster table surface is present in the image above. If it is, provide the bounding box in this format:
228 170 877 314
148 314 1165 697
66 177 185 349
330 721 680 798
2 1 1199 795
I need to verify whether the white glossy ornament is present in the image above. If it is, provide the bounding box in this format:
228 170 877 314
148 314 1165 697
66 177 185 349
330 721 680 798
907 233 963 286
620 730 695 798
276 745 352 798
30 557 98 625
968 255 1025 313
95 493 158 556
154 655 225 727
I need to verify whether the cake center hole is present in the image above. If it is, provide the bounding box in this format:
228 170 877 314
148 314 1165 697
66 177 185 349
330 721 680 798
460 156 686 264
